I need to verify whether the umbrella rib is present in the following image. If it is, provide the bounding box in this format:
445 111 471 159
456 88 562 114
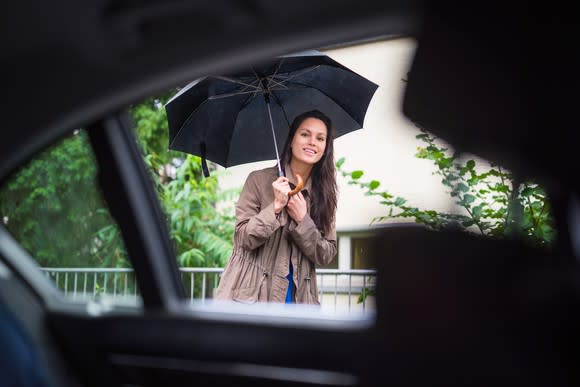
267 58 285 88
267 77 291 89
269 65 322 85
268 85 309 92
208 90 264 100
212 75 261 91
249 67 268 98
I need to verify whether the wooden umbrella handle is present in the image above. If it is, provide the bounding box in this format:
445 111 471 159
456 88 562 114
288 174 304 197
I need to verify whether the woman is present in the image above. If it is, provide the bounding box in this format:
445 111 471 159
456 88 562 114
215 110 338 304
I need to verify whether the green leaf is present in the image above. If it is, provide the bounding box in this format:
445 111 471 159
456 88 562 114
335 157 345 169
472 204 484 218
394 197 406 206
462 194 476 205
437 157 453 169
369 180 380 190
457 183 469 192
351 170 364 180
495 183 509 193
467 177 480 186
520 187 534 197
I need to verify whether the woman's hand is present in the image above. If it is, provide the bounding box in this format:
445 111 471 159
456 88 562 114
272 176 291 213
287 191 307 223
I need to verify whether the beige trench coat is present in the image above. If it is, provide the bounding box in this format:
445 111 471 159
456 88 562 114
215 164 337 304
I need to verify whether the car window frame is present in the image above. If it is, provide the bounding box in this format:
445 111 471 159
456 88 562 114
86 114 185 310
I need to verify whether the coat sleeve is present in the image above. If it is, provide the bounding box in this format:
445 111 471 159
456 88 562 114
235 172 282 251
288 214 337 266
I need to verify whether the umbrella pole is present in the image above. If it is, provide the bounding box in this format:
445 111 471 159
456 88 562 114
265 96 284 177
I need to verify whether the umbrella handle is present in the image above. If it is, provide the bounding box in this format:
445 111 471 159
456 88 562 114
288 174 304 197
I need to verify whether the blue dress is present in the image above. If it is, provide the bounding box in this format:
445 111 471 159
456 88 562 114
285 261 294 303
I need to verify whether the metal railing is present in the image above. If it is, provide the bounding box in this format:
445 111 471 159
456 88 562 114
40 267 376 312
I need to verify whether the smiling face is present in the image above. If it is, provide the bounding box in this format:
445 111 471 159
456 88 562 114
290 117 328 166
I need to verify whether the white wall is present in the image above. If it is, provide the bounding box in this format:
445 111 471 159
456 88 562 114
216 38 455 230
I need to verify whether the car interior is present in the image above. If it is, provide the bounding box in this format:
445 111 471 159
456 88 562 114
1 1 578 386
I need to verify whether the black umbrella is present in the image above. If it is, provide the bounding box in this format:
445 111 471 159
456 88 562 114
165 50 378 177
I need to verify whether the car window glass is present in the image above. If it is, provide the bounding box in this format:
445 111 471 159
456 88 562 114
130 37 555 318
0 130 141 307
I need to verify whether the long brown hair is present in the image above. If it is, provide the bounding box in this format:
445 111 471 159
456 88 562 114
280 110 337 235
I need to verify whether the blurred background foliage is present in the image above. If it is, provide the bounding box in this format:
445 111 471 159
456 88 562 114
0 91 237 270
131 93 237 269
339 130 556 248
0 131 129 268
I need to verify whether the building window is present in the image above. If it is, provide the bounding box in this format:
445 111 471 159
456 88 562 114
351 236 376 270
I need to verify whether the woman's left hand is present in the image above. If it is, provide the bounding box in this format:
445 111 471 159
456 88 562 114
286 191 307 223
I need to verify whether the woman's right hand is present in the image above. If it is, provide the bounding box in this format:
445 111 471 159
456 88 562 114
272 176 291 214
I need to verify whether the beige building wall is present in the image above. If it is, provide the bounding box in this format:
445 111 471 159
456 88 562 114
216 38 454 231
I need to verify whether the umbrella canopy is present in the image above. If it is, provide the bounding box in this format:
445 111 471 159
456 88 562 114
165 50 378 176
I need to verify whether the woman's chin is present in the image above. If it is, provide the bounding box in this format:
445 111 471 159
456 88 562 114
296 156 319 165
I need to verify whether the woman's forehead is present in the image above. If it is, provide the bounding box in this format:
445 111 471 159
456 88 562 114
298 118 327 135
